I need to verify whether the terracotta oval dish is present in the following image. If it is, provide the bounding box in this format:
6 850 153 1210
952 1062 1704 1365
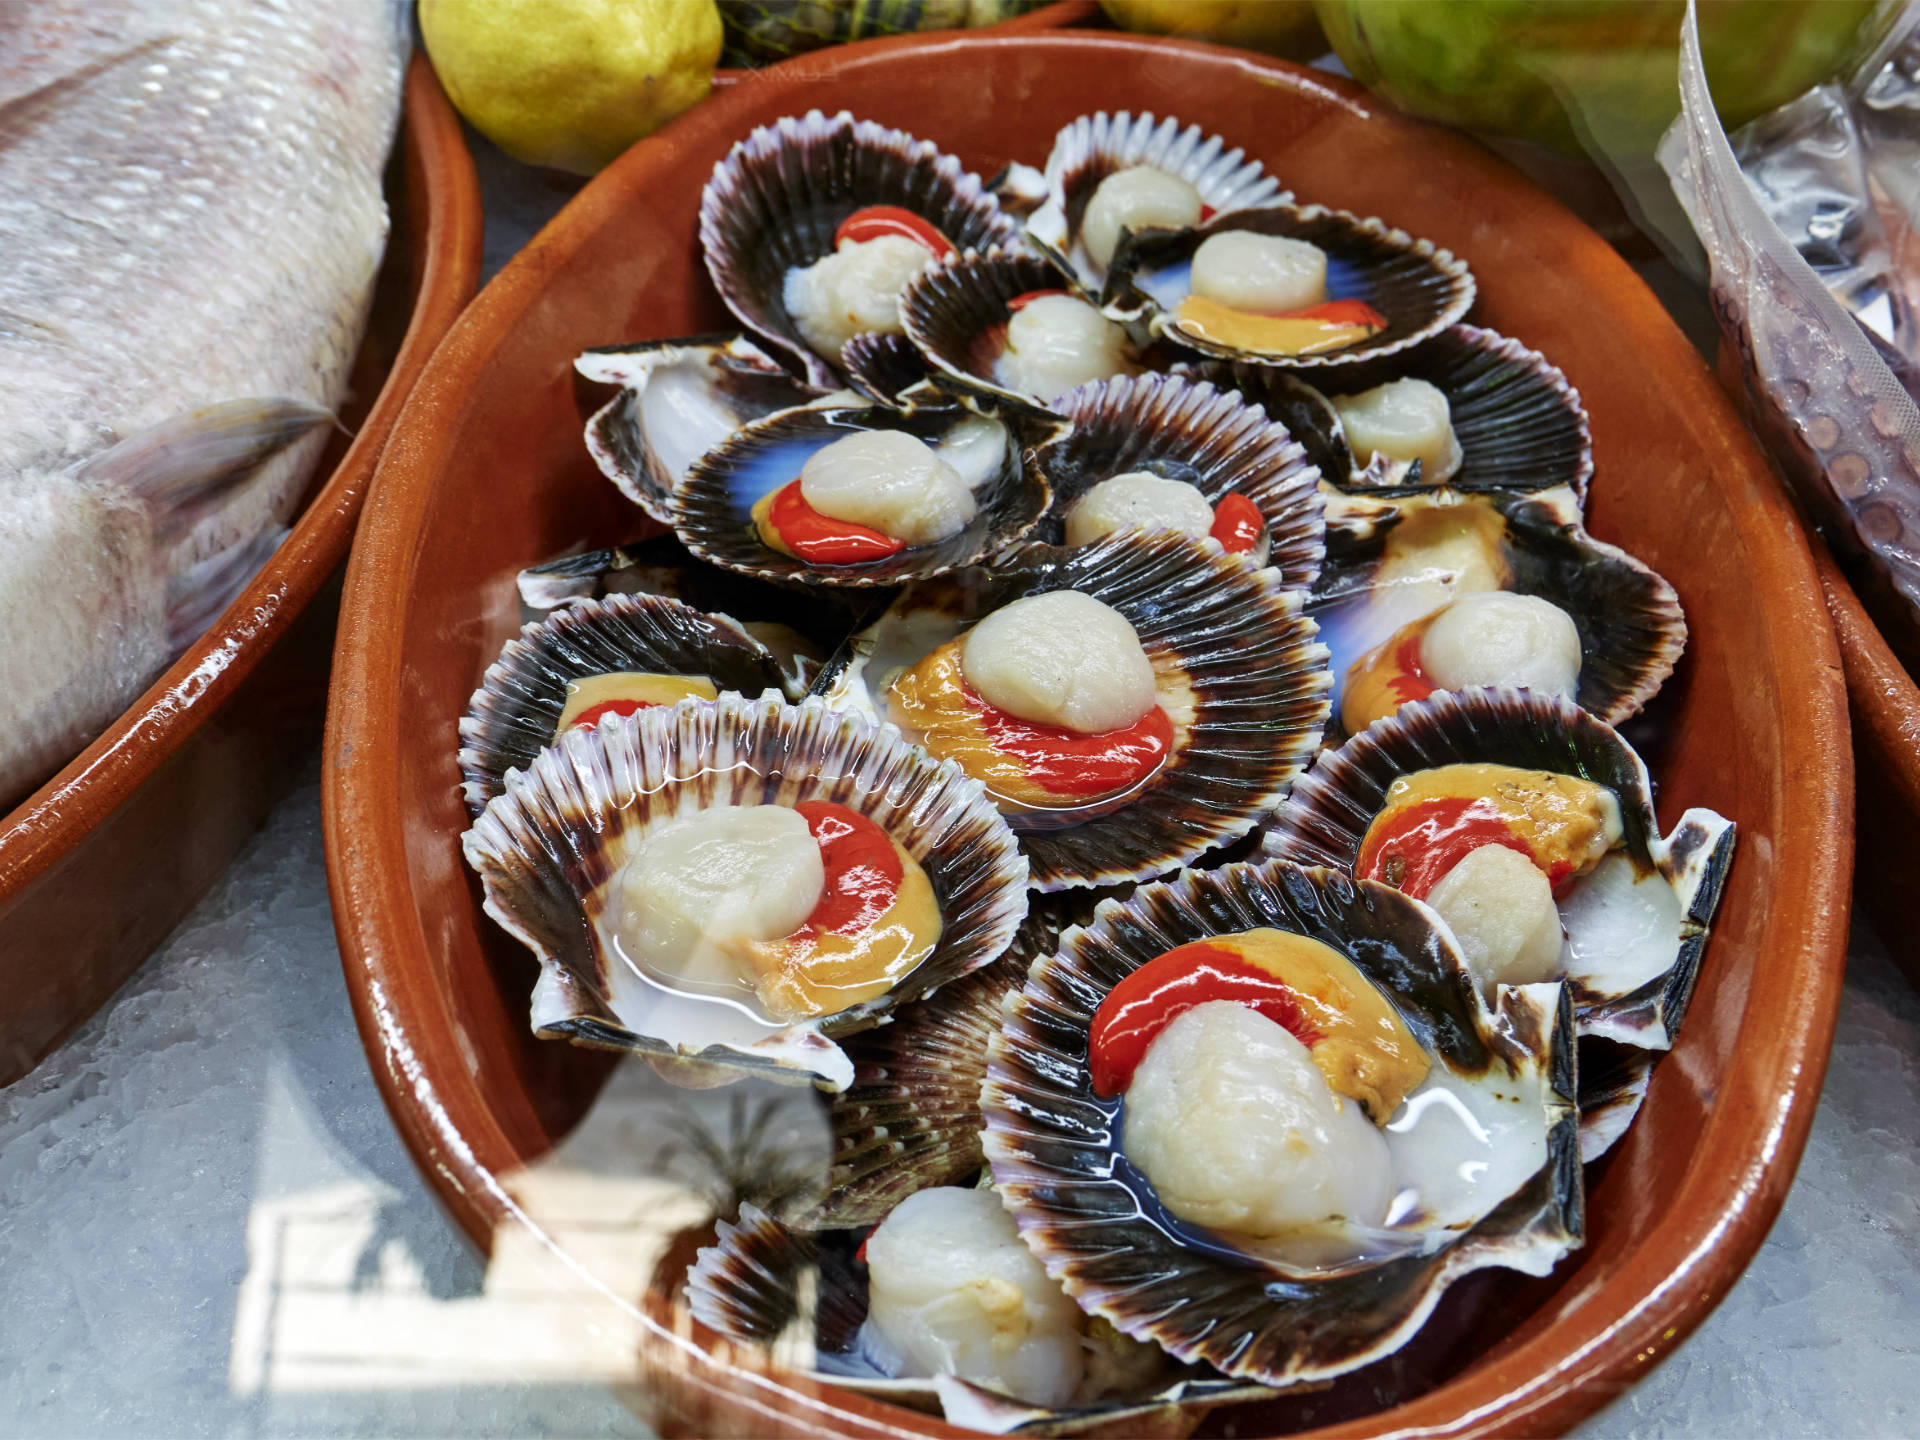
325 33 1851 1439
1815 544 1920 981
0 55 482 1085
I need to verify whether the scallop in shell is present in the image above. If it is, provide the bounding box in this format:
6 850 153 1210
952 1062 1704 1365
981 859 1581 1390
458 593 792 817
701 110 1022 388
576 334 835 523
1261 687 1736 1056
1102 205 1474 371
1311 484 1685 737
1022 111 1287 289
672 395 1058 588
900 247 1140 412
513 531 868 699
1031 373 1323 589
686 1199 1275 1434
461 694 1028 1091
810 529 1331 890
1187 324 1593 502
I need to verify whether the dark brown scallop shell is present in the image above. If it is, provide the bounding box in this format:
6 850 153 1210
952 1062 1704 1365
1187 323 1594 504
686 1200 1278 1434
1102 204 1475 372
457 592 789 816
461 694 1029 1090
839 330 937 407
981 859 1581 1390
899 247 1119 413
1024 110 1288 289
788 889 1111 1232
1031 373 1324 593
576 333 828 523
1311 484 1687 734
513 531 871 698
810 529 1332 890
672 398 1057 588
1260 686 1736 1057
700 110 1023 388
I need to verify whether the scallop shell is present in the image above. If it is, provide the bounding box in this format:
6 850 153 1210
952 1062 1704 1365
1024 111 1288 289
1032 373 1324 592
811 529 1332 890
839 330 937 407
461 694 1029 1091
576 334 830 523
1187 324 1594 503
687 1201 1277 1435
788 890 1110 1232
1310 485 1687 734
672 397 1058 588
457 593 789 817
1575 1040 1656 1163
1260 686 1737 1056
1102 205 1475 372
899 247 1119 413
981 859 1582 1390
700 110 1023 388
513 532 870 697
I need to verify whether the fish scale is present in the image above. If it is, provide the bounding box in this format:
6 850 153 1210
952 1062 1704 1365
0 0 405 805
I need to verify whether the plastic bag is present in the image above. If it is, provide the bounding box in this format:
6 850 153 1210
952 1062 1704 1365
1659 0 1920 671
1721 9 1920 387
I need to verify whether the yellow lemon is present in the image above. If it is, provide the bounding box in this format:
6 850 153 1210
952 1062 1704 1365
1099 0 1325 59
420 0 723 175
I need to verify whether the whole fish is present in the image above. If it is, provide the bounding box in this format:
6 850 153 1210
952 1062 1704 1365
0 0 406 806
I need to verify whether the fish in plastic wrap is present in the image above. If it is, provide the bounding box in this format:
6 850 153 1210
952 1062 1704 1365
1660 0 1920 674
1720 10 1920 398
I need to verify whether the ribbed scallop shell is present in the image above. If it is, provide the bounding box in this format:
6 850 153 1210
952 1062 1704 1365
1310 485 1687 732
457 593 788 817
700 110 1023 388
788 889 1109 1232
512 532 867 699
1260 687 1737 1057
899 247 1113 413
461 694 1029 1091
686 1200 1277 1435
981 860 1581 1390
1188 324 1594 503
1102 205 1475 372
672 398 1057 588
839 330 937 407
1024 111 1288 288
576 333 829 523
1033 373 1324 593
811 529 1332 890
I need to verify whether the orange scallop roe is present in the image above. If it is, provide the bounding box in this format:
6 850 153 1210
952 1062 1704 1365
1174 295 1387 358
1339 615 1438 735
752 480 907 565
1088 928 1427 1122
744 800 942 1021
886 639 1173 810
1357 763 1620 901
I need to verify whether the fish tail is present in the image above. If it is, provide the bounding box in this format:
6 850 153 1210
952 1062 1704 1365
72 398 333 547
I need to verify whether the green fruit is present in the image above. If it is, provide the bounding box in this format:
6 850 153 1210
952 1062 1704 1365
718 0 1046 66
1313 0 1887 157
